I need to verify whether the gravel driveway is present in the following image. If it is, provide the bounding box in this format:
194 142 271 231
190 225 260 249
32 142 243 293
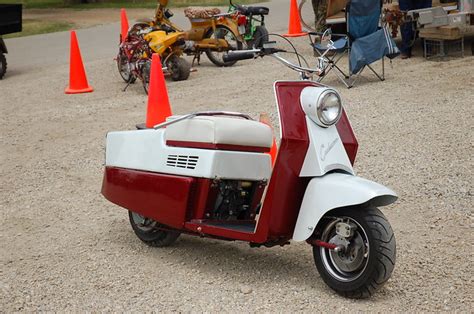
0 30 473 311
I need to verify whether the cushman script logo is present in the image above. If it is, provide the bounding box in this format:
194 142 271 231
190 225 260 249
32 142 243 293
320 138 339 161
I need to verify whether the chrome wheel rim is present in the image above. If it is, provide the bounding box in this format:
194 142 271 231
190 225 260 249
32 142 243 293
118 53 132 81
320 217 369 282
141 60 151 91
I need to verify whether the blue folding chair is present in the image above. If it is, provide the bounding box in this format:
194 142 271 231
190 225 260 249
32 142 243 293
309 0 399 88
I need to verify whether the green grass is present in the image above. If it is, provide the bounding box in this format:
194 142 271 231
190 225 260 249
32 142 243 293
4 19 73 38
0 0 266 9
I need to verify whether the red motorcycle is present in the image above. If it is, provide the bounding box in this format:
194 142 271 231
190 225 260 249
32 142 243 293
116 24 153 93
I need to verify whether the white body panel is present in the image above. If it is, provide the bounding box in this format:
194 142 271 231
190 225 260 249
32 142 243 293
105 129 272 181
292 172 397 241
300 116 354 176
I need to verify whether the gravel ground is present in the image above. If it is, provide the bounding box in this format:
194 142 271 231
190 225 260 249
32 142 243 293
0 34 473 311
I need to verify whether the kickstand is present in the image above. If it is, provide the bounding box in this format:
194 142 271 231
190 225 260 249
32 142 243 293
191 53 201 68
122 78 133 92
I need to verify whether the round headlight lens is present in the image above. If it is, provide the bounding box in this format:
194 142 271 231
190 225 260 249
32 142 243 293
317 91 342 126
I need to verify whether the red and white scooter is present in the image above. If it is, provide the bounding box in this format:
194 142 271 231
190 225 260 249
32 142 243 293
101 43 397 298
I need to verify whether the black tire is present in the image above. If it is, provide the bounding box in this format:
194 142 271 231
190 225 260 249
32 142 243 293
205 25 243 67
167 55 191 81
246 25 269 49
117 48 136 83
0 53 6 80
140 59 151 94
313 207 396 299
128 211 180 247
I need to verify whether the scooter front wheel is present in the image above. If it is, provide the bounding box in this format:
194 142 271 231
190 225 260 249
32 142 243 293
128 211 180 247
313 207 396 298
0 53 6 80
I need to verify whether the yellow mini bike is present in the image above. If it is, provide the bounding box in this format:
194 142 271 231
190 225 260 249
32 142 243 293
154 0 244 67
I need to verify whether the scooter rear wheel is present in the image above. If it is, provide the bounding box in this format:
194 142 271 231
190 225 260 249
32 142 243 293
313 207 396 298
128 211 181 247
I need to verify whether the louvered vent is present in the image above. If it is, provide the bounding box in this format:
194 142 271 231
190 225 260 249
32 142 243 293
166 155 199 169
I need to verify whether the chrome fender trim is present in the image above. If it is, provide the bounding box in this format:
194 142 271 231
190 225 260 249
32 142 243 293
292 172 397 241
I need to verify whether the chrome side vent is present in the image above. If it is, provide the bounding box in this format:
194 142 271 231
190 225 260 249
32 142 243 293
166 155 199 169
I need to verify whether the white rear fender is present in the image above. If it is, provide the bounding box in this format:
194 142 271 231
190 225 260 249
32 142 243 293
292 172 397 241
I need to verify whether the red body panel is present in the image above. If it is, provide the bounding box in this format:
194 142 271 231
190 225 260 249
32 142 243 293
102 166 194 229
166 140 270 153
187 178 212 220
252 81 313 242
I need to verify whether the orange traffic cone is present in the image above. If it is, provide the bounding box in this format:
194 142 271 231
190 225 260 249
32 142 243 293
65 30 93 94
120 8 129 43
145 53 172 128
259 113 278 166
283 0 307 37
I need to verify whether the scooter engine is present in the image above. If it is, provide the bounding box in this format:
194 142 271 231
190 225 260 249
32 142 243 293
211 180 256 220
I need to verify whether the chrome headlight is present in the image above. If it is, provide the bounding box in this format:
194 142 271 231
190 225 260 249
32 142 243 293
300 87 343 127
317 90 342 126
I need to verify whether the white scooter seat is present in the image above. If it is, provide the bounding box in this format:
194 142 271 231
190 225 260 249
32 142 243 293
165 116 273 152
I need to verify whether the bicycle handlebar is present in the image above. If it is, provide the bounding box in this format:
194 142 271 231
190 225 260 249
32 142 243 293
223 47 323 77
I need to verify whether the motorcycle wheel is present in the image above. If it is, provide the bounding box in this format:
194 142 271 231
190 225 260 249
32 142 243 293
117 48 136 83
128 211 181 247
246 25 269 49
140 59 151 94
167 55 191 81
205 25 243 67
313 207 396 299
0 53 6 80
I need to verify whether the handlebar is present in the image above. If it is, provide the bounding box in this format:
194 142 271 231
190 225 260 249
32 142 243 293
223 44 323 78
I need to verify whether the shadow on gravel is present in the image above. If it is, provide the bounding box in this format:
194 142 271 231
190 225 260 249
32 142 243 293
105 223 396 300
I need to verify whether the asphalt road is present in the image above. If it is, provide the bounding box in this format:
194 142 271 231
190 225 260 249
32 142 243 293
4 0 314 71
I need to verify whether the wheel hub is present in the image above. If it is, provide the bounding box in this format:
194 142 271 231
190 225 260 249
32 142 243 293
320 217 370 282
329 233 366 272
131 212 157 232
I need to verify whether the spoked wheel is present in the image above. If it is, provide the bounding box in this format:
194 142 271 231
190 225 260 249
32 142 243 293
140 58 151 94
166 55 191 81
313 207 396 299
205 25 243 67
128 211 181 247
117 48 136 83
0 53 6 80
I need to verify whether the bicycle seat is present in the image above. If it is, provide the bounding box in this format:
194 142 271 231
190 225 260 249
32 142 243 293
184 7 221 19
237 6 269 16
